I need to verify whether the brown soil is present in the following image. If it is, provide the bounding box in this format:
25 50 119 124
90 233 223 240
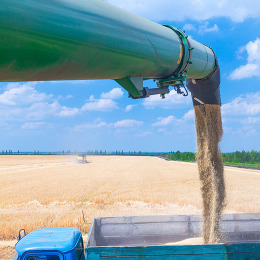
194 104 226 244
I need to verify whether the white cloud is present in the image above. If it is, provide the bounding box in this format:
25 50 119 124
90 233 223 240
230 64 259 80
57 94 73 100
0 83 125 127
0 107 23 121
143 89 191 109
183 22 219 35
198 22 219 35
25 102 60 120
101 88 124 99
136 131 153 137
21 122 46 129
73 119 143 131
81 98 118 111
235 126 257 137
242 117 260 125
157 128 166 132
152 110 196 136
236 46 247 60
125 104 136 112
183 109 195 121
0 82 52 106
153 116 176 127
0 83 80 122
221 92 260 137
183 24 196 31
222 92 260 116
106 0 260 23
58 107 79 117
74 121 107 132
230 38 260 79
113 119 143 128
89 95 95 101
24 102 80 120
81 89 123 112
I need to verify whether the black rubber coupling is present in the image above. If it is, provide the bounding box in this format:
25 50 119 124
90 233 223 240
186 60 221 106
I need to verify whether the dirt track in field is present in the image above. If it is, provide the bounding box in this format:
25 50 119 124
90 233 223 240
1 155 260 259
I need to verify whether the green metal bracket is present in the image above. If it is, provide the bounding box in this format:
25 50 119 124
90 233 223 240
115 77 142 98
116 75 189 99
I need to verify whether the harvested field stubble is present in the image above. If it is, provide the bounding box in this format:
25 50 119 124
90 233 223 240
0 155 260 243
0 241 16 259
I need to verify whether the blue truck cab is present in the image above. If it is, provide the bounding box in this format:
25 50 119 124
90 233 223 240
14 227 84 260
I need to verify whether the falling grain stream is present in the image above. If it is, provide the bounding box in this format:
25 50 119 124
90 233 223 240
194 104 226 244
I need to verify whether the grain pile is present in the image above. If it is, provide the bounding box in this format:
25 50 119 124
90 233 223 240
194 104 226 244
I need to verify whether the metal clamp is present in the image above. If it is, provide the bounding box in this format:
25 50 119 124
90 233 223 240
163 25 194 76
156 75 188 97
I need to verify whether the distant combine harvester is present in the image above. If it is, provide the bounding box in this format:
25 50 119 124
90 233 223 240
76 154 88 164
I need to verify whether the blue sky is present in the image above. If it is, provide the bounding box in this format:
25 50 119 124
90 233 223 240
0 0 260 152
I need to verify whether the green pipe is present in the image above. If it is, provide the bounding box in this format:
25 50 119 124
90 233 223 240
0 0 216 90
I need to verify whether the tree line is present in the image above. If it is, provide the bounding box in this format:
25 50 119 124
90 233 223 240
165 150 260 164
166 151 196 162
1 150 159 156
222 150 260 164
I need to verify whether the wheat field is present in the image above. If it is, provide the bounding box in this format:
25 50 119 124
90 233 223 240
1 155 260 258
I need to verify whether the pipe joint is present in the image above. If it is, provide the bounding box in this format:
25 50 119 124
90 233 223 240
163 25 194 77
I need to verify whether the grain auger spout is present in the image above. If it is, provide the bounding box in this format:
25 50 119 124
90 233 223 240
0 0 220 105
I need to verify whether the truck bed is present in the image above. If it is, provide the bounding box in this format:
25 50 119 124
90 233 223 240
85 213 260 259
